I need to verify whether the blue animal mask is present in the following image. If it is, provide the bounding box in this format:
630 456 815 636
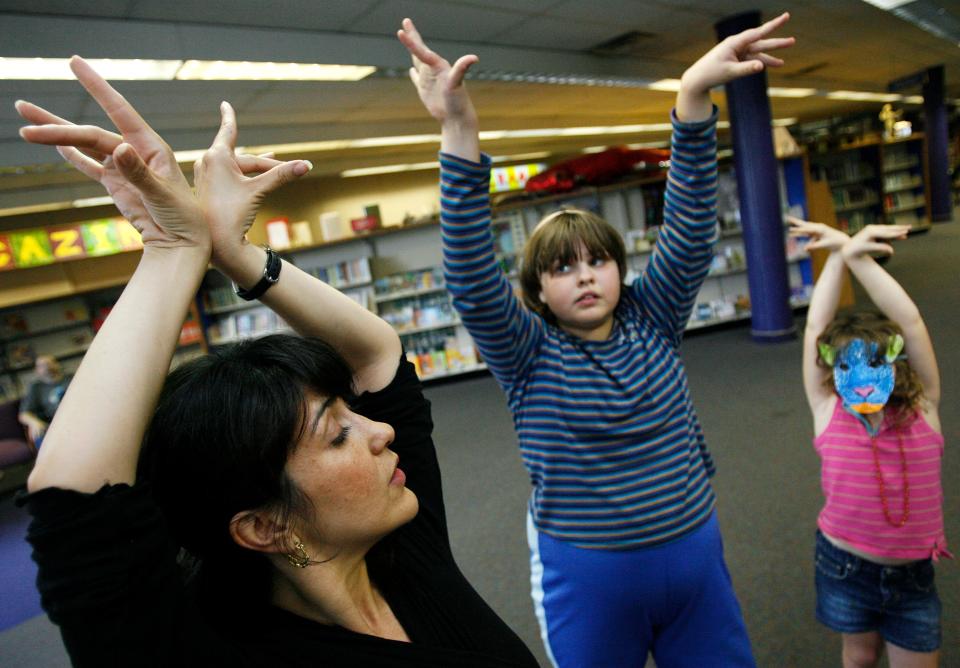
821 336 903 414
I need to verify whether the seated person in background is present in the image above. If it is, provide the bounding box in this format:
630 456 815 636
18 355 71 448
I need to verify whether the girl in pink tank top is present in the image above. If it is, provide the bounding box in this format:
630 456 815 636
790 219 947 668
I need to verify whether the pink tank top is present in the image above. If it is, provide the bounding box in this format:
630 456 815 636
815 398 950 561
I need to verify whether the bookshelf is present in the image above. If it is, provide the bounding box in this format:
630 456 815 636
880 135 931 231
810 143 884 235
0 292 204 401
3 151 818 386
810 133 931 234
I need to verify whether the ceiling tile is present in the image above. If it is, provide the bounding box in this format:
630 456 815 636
347 0 529 42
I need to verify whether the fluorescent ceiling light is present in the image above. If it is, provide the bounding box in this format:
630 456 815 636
768 87 817 98
627 141 669 149
826 90 903 102
583 141 670 153
772 117 799 126
860 0 916 9
0 57 374 81
0 57 181 80
176 60 375 81
348 134 439 148
902 95 924 104
341 161 440 178
340 150 553 178
647 79 683 92
71 195 115 208
491 151 551 162
0 201 73 217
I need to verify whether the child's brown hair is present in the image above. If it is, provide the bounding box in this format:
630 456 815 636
519 209 626 325
817 309 924 428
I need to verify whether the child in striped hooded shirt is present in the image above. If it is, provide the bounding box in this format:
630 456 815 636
400 12 795 668
792 219 948 668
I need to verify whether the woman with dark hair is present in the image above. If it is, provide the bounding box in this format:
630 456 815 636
15 57 538 668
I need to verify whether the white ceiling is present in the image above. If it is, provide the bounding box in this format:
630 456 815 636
2 0 960 210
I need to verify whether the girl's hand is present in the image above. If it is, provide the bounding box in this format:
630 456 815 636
787 216 849 252
193 102 312 266
681 12 794 96
397 17 478 129
842 224 911 260
16 57 207 252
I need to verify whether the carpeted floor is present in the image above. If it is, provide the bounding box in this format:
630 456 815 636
1 220 956 667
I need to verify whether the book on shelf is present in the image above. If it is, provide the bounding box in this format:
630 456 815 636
373 267 444 297
311 257 372 288
883 172 921 191
883 191 924 211
832 184 877 209
823 160 875 184
405 329 479 380
211 307 287 344
0 297 91 340
342 287 374 312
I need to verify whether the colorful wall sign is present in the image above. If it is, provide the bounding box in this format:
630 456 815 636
0 218 142 272
489 163 547 194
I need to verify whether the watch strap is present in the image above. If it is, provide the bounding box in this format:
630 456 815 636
234 247 282 301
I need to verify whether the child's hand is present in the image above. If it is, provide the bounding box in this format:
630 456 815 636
842 224 911 260
787 216 849 252
397 18 478 129
680 12 794 98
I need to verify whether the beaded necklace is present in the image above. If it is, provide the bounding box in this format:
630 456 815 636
870 428 910 528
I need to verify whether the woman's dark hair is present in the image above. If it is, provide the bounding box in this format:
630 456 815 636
138 334 354 615
817 309 923 428
519 208 627 325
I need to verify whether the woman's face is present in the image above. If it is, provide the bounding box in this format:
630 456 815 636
284 394 418 553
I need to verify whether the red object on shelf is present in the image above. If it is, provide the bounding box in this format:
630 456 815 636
179 321 203 346
525 147 670 194
91 306 112 333
350 215 380 234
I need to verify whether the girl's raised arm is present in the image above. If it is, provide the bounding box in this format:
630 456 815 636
842 224 940 408
789 218 850 426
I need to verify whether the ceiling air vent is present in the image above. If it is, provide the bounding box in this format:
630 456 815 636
589 30 658 56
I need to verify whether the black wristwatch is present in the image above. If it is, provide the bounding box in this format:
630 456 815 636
234 247 282 301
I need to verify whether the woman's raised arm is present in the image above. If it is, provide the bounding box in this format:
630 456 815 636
196 103 401 394
17 57 211 493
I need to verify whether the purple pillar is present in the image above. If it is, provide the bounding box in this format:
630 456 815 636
923 66 952 223
715 11 795 342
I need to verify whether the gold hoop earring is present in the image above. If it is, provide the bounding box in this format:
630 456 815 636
284 537 310 569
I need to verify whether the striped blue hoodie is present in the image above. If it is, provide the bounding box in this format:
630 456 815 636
439 109 720 549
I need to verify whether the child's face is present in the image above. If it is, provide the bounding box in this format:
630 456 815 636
538 242 620 340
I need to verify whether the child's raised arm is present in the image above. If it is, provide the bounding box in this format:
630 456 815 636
397 18 479 162
789 218 850 427
676 12 794 122
399 19 544 390
842 225 940 410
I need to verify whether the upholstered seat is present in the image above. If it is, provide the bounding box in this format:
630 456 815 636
0 399 35 493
